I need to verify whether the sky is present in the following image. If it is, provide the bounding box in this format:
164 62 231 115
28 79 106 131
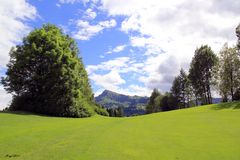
0 0 240 109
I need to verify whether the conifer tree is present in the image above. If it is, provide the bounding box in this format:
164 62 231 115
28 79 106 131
146 88 160 113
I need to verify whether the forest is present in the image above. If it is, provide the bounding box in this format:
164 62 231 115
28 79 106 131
146 24 240 114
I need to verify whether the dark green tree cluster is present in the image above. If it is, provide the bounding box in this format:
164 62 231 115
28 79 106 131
1 24 107 117
171 69 194 108
146 89 177 114
146 88 161 113
106 107 124 117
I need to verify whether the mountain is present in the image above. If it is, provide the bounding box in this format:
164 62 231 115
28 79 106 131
212 98 222 104
95 90 149 116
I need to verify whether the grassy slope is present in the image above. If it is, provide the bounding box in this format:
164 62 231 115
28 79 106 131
0 102 240 160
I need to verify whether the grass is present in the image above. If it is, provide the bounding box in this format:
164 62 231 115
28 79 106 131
0 102 240 160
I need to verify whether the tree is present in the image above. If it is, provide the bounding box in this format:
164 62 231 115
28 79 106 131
171 69 193 109
171 75 181 108
107 107 124 117
1 24 99 117
146 88 161 113
189 45 218 104
216 43 240 101
116 107 124 117
236 23 240 54
159 92 178 111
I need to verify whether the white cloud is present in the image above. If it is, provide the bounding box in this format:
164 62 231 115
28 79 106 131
0 86 11 110
59 0 101 6
0 0 37 68
90 70 125 91
87 56 151 96
59 0 240 97
99 0 240 94
56 3 61 8
73 19 116 40
84 8 97 19
0 0 37 109
87 57 130 74
121 14 141 33
106 44 127 54
99 19 116 28
59 0 88 4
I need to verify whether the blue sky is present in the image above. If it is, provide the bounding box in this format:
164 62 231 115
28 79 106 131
0 0 239 109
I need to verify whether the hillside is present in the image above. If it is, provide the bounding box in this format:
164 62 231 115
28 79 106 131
0 102 240 160
95 90 149 116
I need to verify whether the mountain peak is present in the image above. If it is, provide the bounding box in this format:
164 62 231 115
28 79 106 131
101 90 117 96
95 90 149 116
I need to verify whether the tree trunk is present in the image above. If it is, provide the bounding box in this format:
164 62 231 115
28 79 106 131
230 68 234 101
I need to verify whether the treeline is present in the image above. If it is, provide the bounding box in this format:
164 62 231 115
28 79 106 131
106 107 124 117
146 24 240 113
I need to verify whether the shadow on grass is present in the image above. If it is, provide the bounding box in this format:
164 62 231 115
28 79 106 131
0 110 53 117
0 110 88 118
5 154 20 158
211 101 240 110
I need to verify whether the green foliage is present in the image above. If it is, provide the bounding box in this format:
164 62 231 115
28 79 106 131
236 23 240 53
106 107 124 117
1 24 97 117
146 88 161 113
171 69 194 108
159 92 178 111
146 89 178 113
1 102 240 159
94 103 109 116
216 44 240 101
189 45 218 104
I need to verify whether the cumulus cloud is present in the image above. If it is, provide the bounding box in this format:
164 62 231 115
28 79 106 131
87 57 130 74
90 70 125 91
0 0 37 68
98 0 240 94
0 0 37 109
86 56 151 96
73 19 116 40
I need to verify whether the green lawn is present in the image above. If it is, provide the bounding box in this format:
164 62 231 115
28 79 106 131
0 102 240 160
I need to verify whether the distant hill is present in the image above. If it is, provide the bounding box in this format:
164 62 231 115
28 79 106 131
212 98 222 104
95 90 149 116
95 90 222 116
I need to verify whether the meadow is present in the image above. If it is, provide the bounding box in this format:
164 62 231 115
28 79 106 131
0 102 240 160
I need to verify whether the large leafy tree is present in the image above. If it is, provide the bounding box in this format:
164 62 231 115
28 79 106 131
216 44 240 101
235 24 240 100
189 45 218 104
1 24 98 117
